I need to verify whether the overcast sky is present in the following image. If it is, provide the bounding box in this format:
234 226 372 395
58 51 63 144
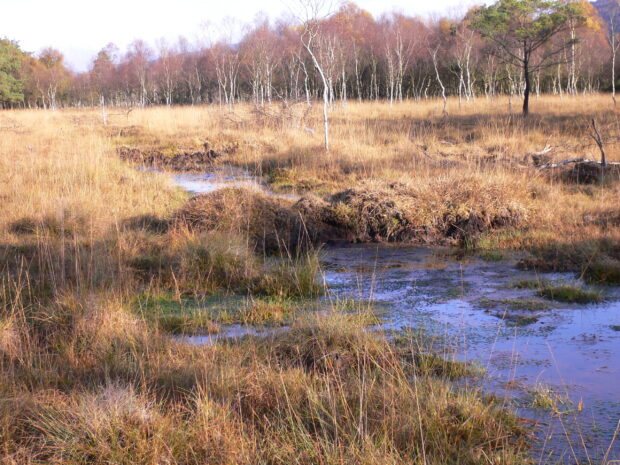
1 0 482 72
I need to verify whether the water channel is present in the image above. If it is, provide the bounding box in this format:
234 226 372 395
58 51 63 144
171 168 620 462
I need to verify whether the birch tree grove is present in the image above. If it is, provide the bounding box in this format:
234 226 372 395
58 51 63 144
0 0 617 110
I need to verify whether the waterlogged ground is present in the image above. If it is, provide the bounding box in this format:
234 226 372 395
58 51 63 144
168 168 620 463
322 245 620 463
173 168 298 200
173 169 257 194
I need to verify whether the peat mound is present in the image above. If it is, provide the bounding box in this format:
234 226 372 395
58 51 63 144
118 142 221 171
298 180 527 244
172 188 324 253
317 186 424 242
172 178 529 251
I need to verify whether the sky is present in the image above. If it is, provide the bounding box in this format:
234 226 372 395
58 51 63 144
0 0 480 72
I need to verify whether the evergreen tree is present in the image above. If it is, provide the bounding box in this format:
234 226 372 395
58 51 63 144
471 0 585 115
0 39 24 107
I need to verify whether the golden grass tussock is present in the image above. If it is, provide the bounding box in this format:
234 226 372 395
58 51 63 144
0 291 527 465
173 187 312 253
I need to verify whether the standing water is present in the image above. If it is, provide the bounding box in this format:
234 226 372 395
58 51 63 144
323 245 620 463
169 168 620 463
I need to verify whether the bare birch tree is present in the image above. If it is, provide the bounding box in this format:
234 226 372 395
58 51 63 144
607 3 620 105
294 0 334 151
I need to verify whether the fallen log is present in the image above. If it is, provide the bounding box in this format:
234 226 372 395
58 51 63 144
537 158 620 169
526 144 554 166
537 158 620 184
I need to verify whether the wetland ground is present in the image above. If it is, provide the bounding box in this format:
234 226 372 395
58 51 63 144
1 96 620 463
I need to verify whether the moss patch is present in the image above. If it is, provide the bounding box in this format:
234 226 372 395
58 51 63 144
479 297 551 312
537 285 603 304
133 293 311 332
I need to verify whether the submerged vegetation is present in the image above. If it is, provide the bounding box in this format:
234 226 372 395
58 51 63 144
527 383 574 416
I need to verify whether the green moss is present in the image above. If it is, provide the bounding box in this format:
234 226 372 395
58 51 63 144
537 285 603 304
132 293 314 332
478 297 551 311
510 279 547 290
478 249 508 262
132 289 379 333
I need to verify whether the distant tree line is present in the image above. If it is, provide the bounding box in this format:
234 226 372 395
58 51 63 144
0 0 617 110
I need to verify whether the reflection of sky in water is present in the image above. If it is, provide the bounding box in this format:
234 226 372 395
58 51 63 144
173 170 298 200
173 172 257 194
322 244 620 463
180 324 287 345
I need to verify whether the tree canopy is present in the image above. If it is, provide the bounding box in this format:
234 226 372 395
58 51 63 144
471 0 586 114
0 1 616 110
0 39 25 106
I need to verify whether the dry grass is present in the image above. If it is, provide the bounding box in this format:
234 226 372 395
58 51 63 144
1 95 619 463
106 95 620 272
0 291 527 464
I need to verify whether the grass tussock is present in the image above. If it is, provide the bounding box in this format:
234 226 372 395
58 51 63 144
0 292 528 464
536 284 603 304
509 278 603 305
527 383 574 416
